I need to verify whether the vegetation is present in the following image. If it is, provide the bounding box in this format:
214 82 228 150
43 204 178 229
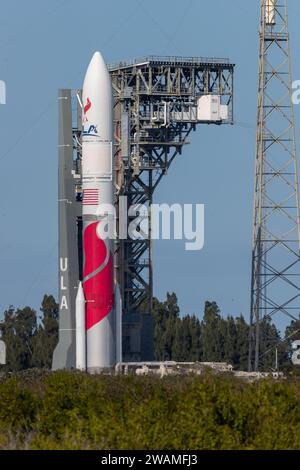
152 295 297 370
0 295 58 371
1 294 300 450
0 370 300 450
0 293 299 371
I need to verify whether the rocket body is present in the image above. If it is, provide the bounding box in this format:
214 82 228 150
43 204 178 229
81 52 115 372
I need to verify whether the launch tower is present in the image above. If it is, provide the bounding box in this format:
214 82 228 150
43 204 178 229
53 55 234 369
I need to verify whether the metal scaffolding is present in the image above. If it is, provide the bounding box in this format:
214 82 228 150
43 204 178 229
249 0 300 371
110 56 234 360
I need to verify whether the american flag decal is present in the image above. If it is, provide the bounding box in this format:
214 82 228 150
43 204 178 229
83 189 99 206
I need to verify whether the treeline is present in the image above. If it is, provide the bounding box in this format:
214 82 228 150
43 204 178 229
1 292 300 371
0 296 58 371
152 293 300 370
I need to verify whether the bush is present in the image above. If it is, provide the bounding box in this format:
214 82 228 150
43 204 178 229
0 370 300 449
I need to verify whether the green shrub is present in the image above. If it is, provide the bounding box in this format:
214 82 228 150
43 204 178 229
0 377 38 431
1 370 300 449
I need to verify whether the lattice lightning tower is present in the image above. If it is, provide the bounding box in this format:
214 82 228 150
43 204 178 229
249 0 300 371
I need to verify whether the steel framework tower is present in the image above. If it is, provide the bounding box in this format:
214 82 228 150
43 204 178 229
249 0 300 371
110 57 234 360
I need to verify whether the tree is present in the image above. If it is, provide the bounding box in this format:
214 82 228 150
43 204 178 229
172 318 184 361
0 306 37 371
0 295 58 372
259 316 282 370
235 315 250 370
222 316 238 366
152 293 180 360
201 301 224 362
188 315 202 361
152 297 168 360
32 295 59 368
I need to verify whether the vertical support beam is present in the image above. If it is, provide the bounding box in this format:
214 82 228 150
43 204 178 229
52 90 80 370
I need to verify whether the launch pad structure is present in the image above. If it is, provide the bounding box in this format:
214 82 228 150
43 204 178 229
53 55 234 369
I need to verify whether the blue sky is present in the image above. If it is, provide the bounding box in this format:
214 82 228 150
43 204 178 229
1 0 300 323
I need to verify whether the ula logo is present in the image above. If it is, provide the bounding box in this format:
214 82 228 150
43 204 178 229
83 124 98 136
0 80 6 105
83 97 91 123
84 97 91 114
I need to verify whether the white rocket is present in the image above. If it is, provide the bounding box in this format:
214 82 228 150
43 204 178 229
75 51 121 373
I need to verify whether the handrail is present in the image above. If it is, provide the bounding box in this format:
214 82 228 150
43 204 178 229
108 55 232 71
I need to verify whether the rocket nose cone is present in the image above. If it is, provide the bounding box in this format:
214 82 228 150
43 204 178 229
83 50 109 88
92 51 102 62
91 51 103 64
76 282 85 301
82 49 112 139
86 51 106 73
